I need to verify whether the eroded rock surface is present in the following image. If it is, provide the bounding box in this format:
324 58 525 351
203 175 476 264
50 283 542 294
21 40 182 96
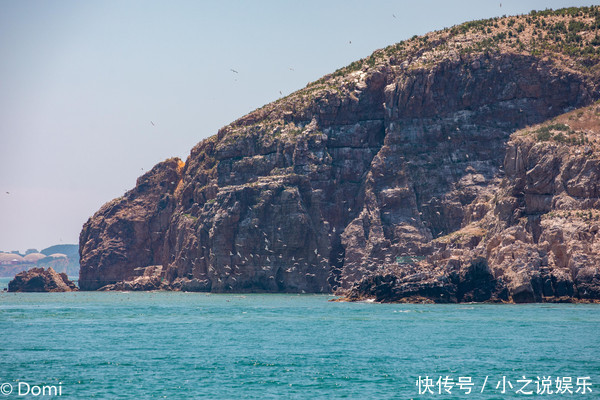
79 158 183 290
8 267 78 292
347 104 600 303
80 8 600 301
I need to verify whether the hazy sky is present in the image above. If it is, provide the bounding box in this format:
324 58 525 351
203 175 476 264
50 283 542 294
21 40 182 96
0 0 595 252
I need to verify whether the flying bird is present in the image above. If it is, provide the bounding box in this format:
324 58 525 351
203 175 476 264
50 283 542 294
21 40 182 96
150 121 155 126
230 69 238 73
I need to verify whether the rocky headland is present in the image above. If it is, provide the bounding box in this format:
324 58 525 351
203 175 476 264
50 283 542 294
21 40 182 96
80 7 600 303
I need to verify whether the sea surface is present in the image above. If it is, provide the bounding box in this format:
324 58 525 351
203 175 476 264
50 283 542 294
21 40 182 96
1 277 599 399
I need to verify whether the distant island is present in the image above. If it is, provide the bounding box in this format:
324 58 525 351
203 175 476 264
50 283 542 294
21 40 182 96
0 244 79 277
79 7 600 303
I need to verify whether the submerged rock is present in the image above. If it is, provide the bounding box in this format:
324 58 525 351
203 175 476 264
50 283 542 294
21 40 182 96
8 267 78 292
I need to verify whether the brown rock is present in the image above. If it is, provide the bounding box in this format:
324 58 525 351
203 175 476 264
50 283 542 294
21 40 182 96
79 158 184 290
98 265 166 291
346 104 600 303
8 267 78 292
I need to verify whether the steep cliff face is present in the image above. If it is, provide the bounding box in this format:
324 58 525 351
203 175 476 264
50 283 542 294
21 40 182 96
80 7 600 300
79 158 183 290
347 104 600 302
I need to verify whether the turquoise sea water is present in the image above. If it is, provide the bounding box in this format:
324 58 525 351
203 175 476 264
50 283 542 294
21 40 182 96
1 277 599 399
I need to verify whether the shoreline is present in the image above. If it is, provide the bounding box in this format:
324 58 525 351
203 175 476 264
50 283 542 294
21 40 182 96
332 295 600 304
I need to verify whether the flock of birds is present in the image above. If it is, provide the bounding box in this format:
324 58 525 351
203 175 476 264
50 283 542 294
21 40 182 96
219 2 505 97
172 226 337 287
167 220 412 292
125 5 511 287
146 4 505 130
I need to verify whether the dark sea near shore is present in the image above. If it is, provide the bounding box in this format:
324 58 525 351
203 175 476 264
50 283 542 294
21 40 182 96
1 277 598 399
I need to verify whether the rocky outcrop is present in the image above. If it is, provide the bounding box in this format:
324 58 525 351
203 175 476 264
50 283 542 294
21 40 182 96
97 265 167 291
8 267 78 292
344 256 503 303
80 7 600 301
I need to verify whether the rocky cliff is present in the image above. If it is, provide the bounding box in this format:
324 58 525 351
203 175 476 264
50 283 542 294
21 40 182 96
80 7 600 302
346 103 600 303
